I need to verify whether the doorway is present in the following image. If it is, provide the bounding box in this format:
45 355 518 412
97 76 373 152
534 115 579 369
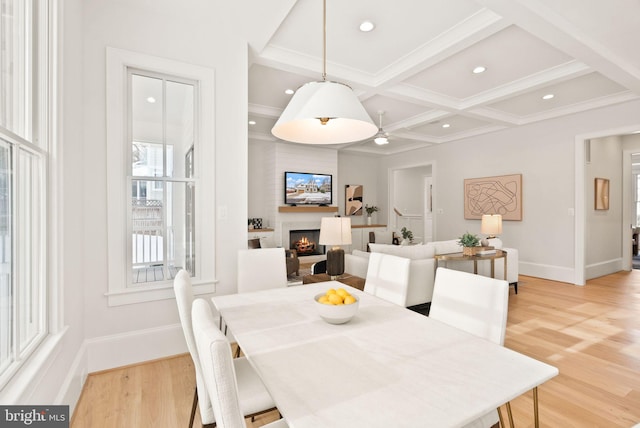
389 163 434 243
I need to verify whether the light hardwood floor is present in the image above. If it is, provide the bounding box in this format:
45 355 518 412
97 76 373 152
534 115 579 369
71 272 640 427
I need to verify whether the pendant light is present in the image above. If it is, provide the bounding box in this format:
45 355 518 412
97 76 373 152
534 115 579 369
271 0 377 144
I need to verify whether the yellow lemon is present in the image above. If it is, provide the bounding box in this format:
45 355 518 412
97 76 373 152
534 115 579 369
325 288 337 295
328 293 343 305
336 288 349 298
318 295 329 304
343 295 356 305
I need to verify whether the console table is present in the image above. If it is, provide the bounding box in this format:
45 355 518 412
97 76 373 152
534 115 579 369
435 249 507 280
302 273 365 290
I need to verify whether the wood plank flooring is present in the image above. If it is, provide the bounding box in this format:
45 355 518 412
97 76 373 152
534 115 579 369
71 272 640 427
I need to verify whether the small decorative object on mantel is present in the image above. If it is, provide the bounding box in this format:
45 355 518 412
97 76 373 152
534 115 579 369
248 218 254 230
457 232 480 255
364 204 379 225
400 227 414 246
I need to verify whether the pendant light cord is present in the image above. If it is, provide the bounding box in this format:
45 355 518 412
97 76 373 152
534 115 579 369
322 0 327 81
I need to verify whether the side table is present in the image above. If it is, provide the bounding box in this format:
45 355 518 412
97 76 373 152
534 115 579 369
302 273 366 291
434 249 507 281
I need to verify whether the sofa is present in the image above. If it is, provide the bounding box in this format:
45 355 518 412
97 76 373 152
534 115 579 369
345 239 518 307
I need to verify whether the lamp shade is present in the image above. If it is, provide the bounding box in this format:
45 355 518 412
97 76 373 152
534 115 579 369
319 217 352 246
481 214 503 236
271 81 377 144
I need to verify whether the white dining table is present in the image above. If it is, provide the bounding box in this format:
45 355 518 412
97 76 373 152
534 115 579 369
212 281 558 428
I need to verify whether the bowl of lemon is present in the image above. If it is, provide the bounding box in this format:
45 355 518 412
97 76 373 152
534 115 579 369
314 288 359 324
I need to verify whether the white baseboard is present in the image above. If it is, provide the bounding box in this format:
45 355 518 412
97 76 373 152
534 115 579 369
85 323 187 373
55 341 87 415
585 258 623 280
519 261 576 284
52 324 187 417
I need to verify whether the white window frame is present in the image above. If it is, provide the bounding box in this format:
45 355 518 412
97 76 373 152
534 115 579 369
106 48 216 306
0 0 65 397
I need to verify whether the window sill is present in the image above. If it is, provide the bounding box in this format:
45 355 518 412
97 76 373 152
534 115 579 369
0 328 68 403
106 280 217 306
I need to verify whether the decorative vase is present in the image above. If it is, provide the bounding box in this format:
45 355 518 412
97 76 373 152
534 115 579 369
401 239 408 246
367 216 372 225
462 246 475 256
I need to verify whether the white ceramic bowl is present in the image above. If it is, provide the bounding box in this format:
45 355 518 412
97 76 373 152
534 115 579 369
314 293 359 324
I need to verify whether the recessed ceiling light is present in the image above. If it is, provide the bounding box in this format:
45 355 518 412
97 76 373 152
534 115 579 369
248 120 256 125
442 123 451 128
359 20 375 32
472 66 486 74
284 89 294 95
542 94 554 100
146 97 156 103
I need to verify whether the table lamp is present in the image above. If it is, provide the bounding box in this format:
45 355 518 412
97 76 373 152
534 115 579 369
481 214 502 247
319 217 352 279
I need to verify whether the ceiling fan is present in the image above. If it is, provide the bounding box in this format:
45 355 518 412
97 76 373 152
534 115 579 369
373 111 389 145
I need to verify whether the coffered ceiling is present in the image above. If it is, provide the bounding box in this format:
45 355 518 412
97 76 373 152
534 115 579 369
247 0 640 155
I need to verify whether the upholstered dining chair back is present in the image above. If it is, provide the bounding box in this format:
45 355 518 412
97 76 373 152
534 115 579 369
430 267 509 345
192 298 246 428
430 267 510 428
192 299 289 428
364 252 411 306
173 269 214 426
237 248 288 293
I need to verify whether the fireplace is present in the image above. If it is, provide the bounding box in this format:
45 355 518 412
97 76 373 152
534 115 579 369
289 229 324 256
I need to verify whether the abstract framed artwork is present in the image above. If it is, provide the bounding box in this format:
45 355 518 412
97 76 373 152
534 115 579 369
345 184 363 216
464 174 523 220
594 178 609 210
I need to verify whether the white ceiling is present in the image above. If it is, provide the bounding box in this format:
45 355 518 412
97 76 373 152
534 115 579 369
247 0 640 155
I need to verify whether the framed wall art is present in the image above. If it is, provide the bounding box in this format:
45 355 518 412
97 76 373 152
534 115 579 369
464 173 523 220
594 178 609 210
345 184 363 216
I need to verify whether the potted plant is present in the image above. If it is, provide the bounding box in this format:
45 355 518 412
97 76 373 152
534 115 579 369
364 204 379 225
457 232 480 255
400 227 413 245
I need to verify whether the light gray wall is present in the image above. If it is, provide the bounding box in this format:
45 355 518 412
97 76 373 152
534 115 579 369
338 152 380 225
378 99 640 283
586 136 622 277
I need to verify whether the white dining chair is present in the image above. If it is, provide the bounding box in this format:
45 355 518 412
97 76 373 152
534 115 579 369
430 267 510 428
364 252 411 306
192 298 289 428
173 270 278 428
237 248 288 293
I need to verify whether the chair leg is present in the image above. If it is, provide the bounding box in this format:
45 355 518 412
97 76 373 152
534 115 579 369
189 387 198 428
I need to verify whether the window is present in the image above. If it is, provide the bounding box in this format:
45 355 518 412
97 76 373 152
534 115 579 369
129 71 196 285
0 0 50 387
106 48 215 306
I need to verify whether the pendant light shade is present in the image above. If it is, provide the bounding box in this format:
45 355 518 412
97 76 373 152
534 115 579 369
272 80 377 144
271 0 377 144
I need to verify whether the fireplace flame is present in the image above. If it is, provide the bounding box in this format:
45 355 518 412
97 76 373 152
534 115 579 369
295 236 316 254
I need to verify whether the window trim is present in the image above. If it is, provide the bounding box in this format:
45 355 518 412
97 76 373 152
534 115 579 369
0 0 61 395
105 48 216 306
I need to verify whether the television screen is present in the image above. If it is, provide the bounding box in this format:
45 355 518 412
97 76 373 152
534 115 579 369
284 171 332 205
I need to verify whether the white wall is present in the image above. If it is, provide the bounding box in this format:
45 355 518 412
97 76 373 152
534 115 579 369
379 99 640 283
585 136 623 279
75 0 250 376
338 152 380 225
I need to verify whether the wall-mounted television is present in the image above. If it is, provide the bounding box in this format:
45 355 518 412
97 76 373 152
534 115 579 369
284 171 333 206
